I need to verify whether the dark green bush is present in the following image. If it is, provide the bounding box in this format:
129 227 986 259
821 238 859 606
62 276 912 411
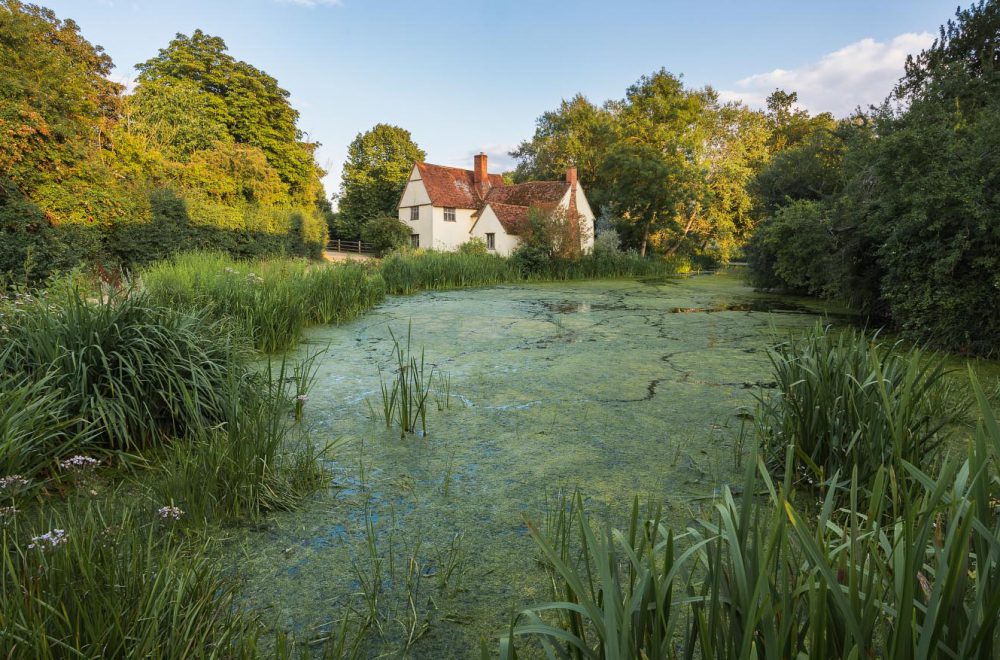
745 200 836 295
360 215 410 257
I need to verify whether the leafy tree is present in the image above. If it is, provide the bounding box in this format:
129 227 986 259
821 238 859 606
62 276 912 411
601 70 710 257
509 95 616 206
134 30 322 201
337 124 425 239
360 215 411 256
861 0 1000 353
745 200 836 295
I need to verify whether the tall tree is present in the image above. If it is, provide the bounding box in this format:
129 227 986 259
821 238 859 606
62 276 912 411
0 0 121 196
337 124 425 238
602 70 711 257
509 94 616 207
134 30 322 201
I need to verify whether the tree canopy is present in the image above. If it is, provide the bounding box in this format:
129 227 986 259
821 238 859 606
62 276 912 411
337 124 425 238
1 5 329 281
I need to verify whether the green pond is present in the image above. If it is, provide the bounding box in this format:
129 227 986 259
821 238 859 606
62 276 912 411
230 272 992 657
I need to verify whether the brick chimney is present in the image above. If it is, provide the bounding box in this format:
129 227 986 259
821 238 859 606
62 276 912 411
474 153 488 186
565 166 577 186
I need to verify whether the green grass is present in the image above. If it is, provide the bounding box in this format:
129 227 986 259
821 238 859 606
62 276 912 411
142 251 386 352
1 496 262 657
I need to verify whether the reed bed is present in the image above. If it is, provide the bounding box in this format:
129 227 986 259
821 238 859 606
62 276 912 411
142 251 386 352
380 249 677 295
505 328 1000 659
753 324 963 495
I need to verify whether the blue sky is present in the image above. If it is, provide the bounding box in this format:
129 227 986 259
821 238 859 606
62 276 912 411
44 0 957 199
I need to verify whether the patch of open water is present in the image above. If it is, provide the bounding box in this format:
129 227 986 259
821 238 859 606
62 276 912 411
227 272 930 655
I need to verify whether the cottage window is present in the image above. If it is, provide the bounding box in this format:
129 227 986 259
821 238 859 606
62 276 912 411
486 233 496 250
444 207 456 222
410 234 420 248
410 206 420 221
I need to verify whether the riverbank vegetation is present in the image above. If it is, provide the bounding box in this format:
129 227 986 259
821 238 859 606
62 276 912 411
3 0 999 656
1 1 329 285
506 329 1000 658
745 3 1000 355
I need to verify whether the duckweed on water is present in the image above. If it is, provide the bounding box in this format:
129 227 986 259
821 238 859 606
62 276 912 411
232 273 874 655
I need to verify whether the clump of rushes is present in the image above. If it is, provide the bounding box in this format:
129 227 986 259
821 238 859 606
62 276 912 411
375 323 434 439
506 375 1000 659
141 251 386 352
752 324 961 497
1 286 245 454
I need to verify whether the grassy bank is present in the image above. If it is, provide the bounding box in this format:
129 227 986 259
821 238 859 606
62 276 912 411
140 249 678 348
0 285 329 655
505 328 1000 658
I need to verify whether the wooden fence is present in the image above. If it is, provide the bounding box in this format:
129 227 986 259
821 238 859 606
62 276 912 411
327 239 375 254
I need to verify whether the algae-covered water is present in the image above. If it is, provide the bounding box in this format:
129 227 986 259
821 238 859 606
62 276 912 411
230 273 866 655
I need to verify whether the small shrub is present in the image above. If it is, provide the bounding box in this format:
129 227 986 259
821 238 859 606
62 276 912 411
360 215 410 257
457 237 488 255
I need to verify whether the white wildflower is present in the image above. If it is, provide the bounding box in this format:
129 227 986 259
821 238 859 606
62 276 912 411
157 506 184 521
60 455 100 470
28 529 67 550
0 475 30 490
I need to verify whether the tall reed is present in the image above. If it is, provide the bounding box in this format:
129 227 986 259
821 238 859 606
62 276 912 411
752 324 960 493
506 358 1000 658
375 324 433 438
142 251 386 352
1 286 245 455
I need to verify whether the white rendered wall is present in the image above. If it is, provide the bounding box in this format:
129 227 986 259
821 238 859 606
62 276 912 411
470 206 521 256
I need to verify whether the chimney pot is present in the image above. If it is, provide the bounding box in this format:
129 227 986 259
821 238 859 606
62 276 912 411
474 152 488 185
566 166 577 186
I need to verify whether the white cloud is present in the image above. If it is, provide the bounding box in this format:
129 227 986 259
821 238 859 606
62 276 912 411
275 0 342 6
718 32 934 116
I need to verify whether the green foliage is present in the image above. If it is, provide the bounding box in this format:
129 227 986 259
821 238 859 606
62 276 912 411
379 246 676 295
510 94 616 207
457 237 489 256
374 324 434 439
508 361 1000 659
156 352 330 522
338 124 425 239
746 3 1000 355
141 251 386 352
134 29 320 198
514 70 770 263
0 5 330 284
752 325 959 492
1 499 261 657
745 200 836 295
1 287 245 453
360 215 411 257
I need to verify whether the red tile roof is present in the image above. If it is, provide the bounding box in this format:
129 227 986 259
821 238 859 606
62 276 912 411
486 203 530 235
410 162 576 237
485 181 570 207
414 162 504 209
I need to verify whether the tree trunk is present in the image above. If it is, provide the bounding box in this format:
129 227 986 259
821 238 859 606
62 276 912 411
640 227 649 257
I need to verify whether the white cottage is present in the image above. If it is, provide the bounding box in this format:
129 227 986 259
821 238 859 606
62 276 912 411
396 153 595 256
